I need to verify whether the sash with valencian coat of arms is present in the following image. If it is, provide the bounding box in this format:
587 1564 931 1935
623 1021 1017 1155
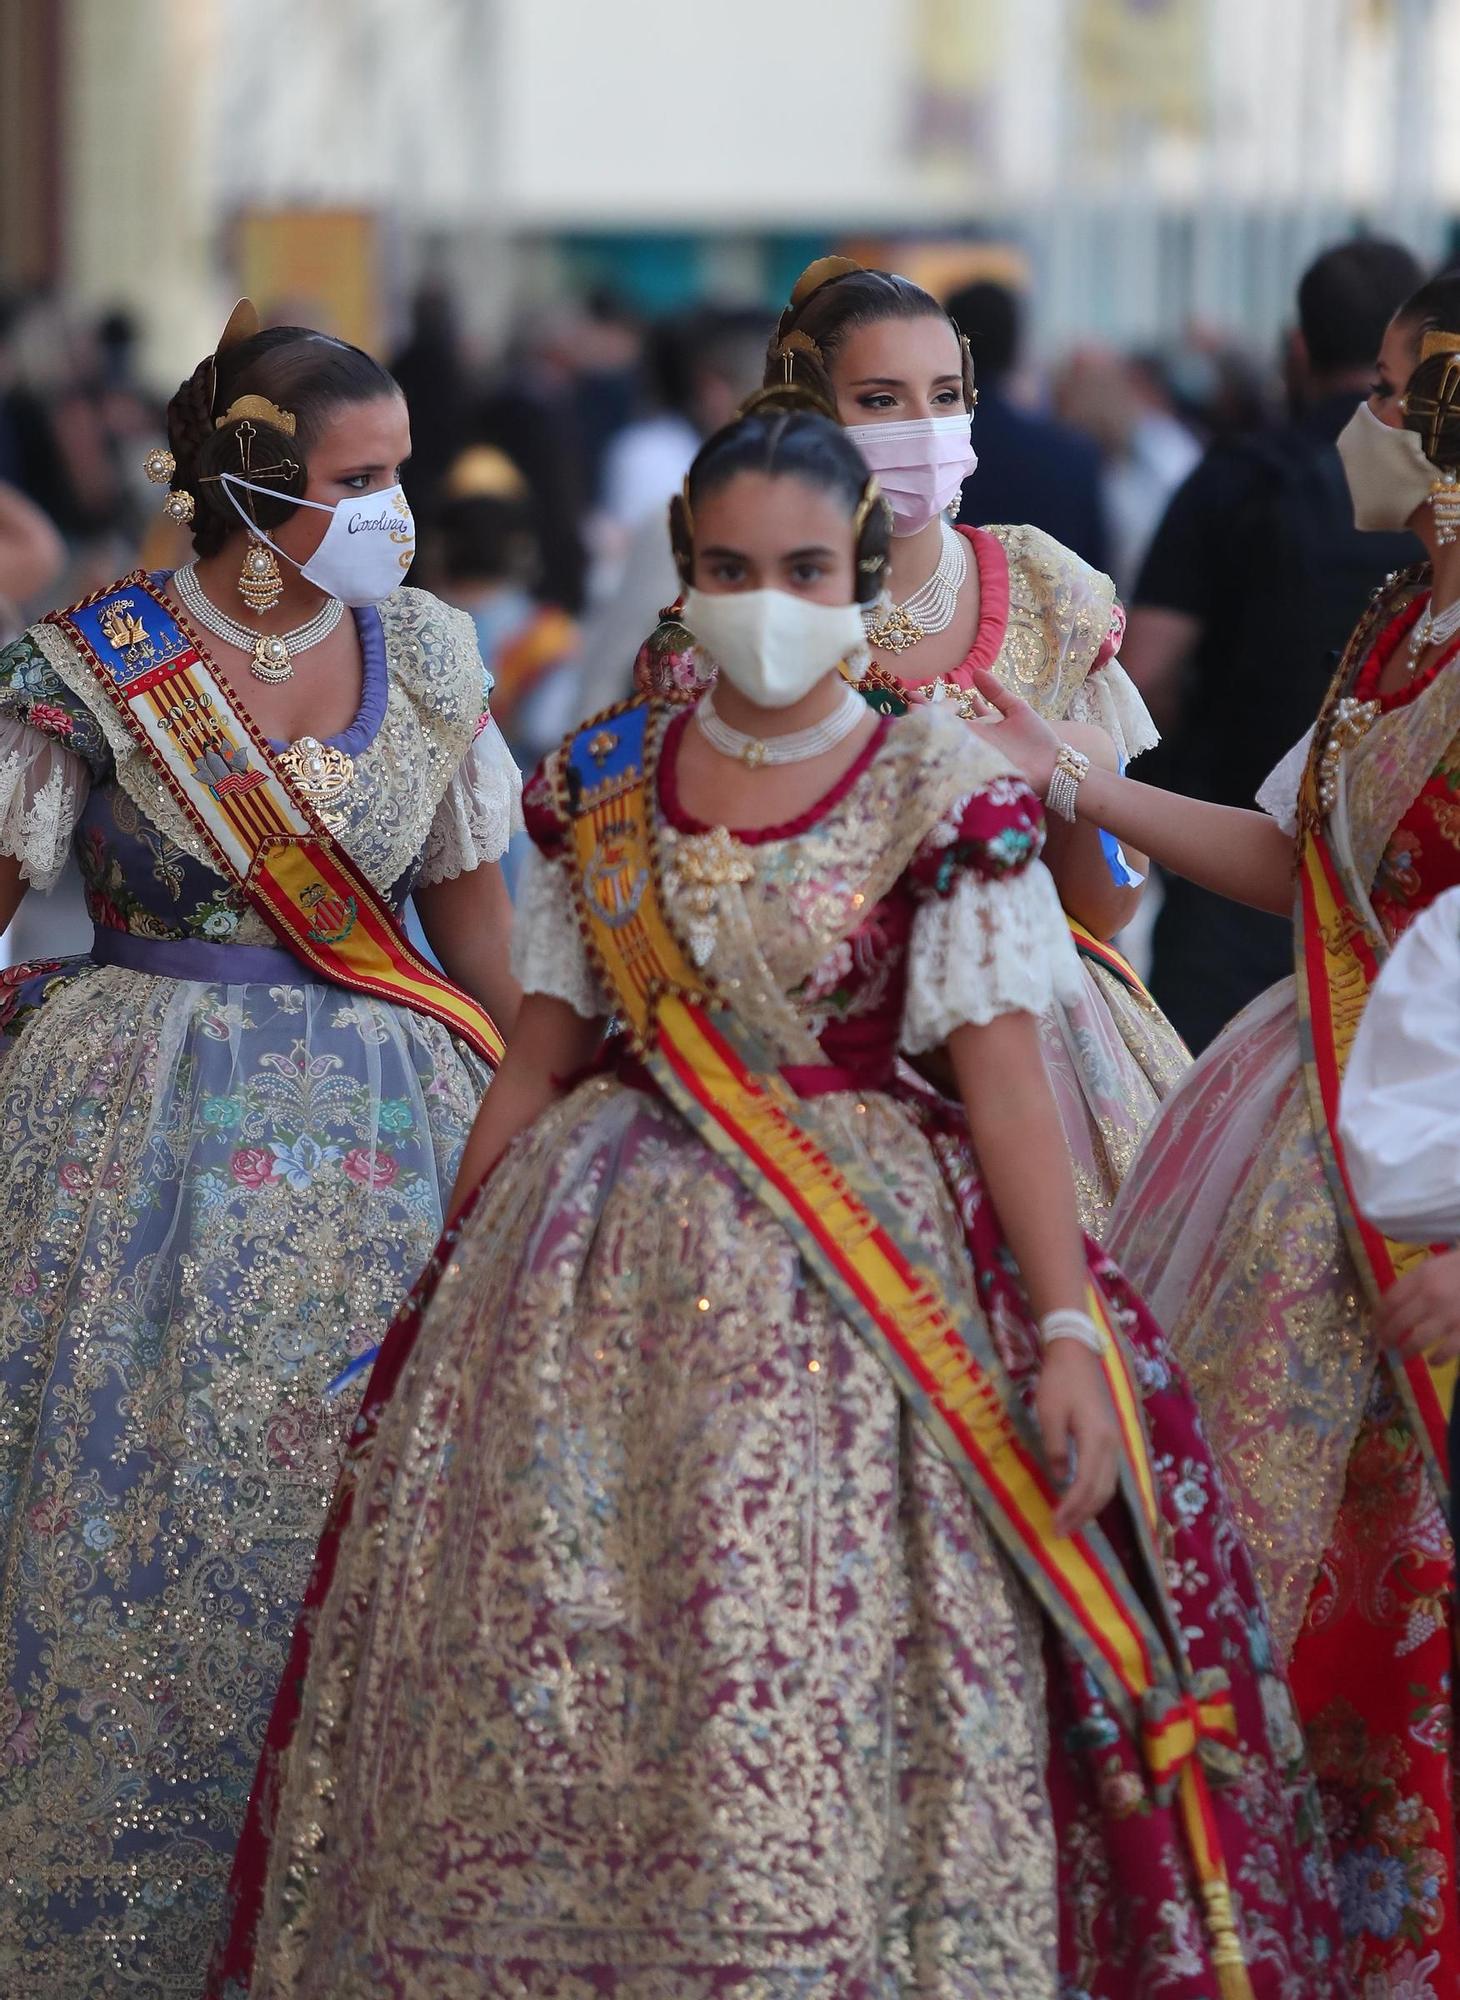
49 573 504 1067
556 695 1255 1997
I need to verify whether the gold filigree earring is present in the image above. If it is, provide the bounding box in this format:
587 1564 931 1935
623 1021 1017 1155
238 535 283 614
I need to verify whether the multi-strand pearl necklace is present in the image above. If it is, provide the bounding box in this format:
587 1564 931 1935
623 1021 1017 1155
694 685 867 767
862 518 968 655
174 561 344 685
1407 591 1460 673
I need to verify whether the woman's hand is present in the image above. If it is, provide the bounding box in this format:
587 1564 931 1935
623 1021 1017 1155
967 665 1063 795
1034 1341 1122 1536
1376 1249 1460 1360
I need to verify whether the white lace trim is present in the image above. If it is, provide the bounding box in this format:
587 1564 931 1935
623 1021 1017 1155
416 718 525 885
1066 657 1159 766
0 715 91 891
510 845 611 1020
902 857 1083 1052
1255 726 1314 838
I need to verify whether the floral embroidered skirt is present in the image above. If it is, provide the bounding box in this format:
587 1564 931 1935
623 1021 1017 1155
1109 978 1459 1993
213 1070 1342 2000
0 958 486 1999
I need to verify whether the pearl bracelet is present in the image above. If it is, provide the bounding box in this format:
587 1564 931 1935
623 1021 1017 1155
1045 743 1090 823
1039 1308 1107 1355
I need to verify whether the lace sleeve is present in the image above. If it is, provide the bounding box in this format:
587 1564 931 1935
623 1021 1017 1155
1255 727 1314 837
0 713 91 890
1065 658 1160 766
509 846 612 1020
901 773 1082 1051
415 717 525 886
903 861 1082 1051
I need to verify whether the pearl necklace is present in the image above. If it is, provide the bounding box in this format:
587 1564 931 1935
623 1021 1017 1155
173 562 345 685
694 685 867 767
1408 592 1460 672
862 518 968 655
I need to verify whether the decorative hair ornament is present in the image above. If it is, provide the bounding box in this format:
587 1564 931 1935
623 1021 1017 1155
788 254 865 309
217 393 297 436
775 329 824 384
163 489 196 525
143 446 176 485
1402 334 1460 544
207 298 262 421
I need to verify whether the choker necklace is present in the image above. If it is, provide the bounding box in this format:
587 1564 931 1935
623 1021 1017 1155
862 518 968 655
695 685 867 767
173 562 345 684
1408 591 1460 673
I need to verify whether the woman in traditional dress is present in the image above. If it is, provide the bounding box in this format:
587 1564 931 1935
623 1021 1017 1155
636 260 1190 1233
0 304 521 1998
212 396 1339 2000
966 274 1460 1996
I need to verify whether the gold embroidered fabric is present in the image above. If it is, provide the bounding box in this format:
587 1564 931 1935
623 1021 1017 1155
246 722 1064 1997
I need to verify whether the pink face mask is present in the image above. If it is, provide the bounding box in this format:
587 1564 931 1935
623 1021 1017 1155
845 414 978 534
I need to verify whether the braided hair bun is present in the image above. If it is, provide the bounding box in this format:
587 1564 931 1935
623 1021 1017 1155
163 324 398 557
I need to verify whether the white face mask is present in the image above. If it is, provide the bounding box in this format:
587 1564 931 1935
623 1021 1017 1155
681 587 866 709
844 414 978 535
1336 401 1434 533
222 474 416 606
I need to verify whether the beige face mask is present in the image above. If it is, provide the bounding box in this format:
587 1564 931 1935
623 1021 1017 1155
1336 400 1434 533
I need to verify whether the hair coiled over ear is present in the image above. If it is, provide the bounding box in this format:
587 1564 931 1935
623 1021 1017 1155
767 258 978 411
670 390 893 605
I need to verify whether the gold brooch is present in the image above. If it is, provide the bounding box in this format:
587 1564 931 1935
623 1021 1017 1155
277 735 355 829
668 826 754 967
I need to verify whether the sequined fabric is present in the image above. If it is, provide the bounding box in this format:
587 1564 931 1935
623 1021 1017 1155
1109 575 1460 1991
0 598 498 1999
216 710 1342 2000
633 526 1190 1233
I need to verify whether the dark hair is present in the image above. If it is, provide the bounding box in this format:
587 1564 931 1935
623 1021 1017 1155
165 326 399 556
671 388 892 604
1297 238 1425 376
764 265 975 410
1394 271 1460 472
943 280 1021 385
436 494 539 586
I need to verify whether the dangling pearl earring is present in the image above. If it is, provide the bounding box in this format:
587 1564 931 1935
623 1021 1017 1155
237 535 283 614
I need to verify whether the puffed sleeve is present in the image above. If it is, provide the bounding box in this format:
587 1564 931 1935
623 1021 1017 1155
901 773 1083 1052
1338 888 1460 1243
0 631 104 890
416 669 526 887
1255 727 1315 838
508 759 613 1020
1063 602 1160 766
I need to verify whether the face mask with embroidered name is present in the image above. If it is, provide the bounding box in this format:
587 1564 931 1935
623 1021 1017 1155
844 414 978 535
222 474 416 606
681 587 866 708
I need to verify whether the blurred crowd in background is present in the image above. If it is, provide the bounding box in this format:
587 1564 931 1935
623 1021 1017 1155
0 227 1436 1035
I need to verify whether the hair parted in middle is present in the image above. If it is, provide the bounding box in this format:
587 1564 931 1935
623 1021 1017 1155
668 386 893 605
765 257 977 411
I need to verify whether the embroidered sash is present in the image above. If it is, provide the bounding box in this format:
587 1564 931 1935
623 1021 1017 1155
558 696 1253 1996
50 573 504 1067
1295 595 1454 1505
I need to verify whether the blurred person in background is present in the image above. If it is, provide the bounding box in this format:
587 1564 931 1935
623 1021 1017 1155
390 280 470 526
1054 346 1201 595
638 260 1189 1241
473 303 591 613
430 444 579 773
574 303 767 714
1124 236 1424 1052
0 304 524 1996
0 480 65 642
944 276 1109 572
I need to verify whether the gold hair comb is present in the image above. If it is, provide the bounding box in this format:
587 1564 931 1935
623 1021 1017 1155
216 394 297 436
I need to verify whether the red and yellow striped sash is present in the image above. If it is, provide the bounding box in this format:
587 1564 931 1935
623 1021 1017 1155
52 574 503 1068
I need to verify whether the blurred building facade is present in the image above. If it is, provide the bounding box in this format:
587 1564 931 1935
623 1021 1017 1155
4 0 1458 389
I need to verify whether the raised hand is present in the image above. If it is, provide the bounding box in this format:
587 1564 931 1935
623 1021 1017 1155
967 666 1062 795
